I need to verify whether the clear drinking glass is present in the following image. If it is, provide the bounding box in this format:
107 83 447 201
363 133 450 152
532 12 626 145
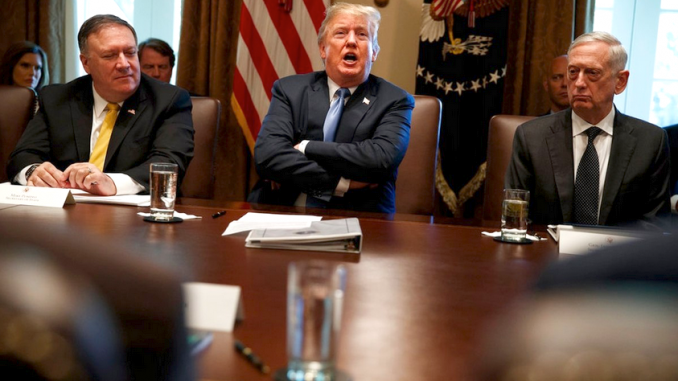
149 163 178 221
501 189 530 242
276 260 349 381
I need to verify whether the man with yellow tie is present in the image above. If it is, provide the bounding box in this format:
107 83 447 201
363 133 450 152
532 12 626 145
7 14 194 196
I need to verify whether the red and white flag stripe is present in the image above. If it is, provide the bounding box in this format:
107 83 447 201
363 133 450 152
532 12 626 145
233 0 330 152
430 0 465 18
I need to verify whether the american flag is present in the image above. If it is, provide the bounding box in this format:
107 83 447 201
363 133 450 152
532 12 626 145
430 0 465 19
232 0 331 153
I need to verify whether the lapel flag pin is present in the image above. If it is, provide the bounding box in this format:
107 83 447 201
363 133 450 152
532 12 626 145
128 109 135 115
363 97 370 105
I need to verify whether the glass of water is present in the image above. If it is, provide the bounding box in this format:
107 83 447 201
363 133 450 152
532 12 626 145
501 189 530 242
275 261 350 381
149 163 178 221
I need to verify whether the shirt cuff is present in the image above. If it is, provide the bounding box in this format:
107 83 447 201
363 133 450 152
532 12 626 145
297 140 310 154
671 194 678 214
334 177 350 197
15 164 40 185
107 173 145 195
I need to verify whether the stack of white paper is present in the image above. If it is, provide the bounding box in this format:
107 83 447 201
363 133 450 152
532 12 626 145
222 212 322 236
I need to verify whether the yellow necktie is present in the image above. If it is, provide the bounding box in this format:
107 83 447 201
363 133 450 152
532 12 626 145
90 102 120 170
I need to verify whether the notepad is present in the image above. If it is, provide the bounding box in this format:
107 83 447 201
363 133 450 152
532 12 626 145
70 189 151 206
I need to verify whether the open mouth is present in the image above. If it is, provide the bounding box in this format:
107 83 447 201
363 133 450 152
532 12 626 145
343 53 357 62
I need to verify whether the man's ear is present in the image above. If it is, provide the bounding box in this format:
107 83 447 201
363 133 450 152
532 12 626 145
319 43 327 61
615 70 629 95
371 48 378 63
80 54 91 74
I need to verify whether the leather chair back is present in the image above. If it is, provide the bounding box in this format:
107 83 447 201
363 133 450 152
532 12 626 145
0 85 35 183
482 114 535 222
182 96 221 199
396 95 441 215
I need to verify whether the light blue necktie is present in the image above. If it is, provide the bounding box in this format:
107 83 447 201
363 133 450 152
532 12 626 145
323 88 350 142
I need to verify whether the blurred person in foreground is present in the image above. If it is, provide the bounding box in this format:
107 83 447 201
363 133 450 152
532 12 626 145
249 2 414 213
541 54 569 115
0 40 49 91
506 31 670 228
474 234 678 381
0 218 195 381
7 14 194 196
138 37 174 83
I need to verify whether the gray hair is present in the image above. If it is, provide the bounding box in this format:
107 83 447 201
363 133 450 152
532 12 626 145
568 31 627 72
317 2 381 55
78 14 137 55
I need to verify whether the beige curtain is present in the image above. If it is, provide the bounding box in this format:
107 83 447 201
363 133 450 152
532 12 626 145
0 0 65 84
502 0 594 116
177 0 251 201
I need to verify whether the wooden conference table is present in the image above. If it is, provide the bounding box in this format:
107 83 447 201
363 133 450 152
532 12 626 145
0 200 558 381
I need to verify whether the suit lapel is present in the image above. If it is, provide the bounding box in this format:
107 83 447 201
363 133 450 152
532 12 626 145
599 111 636 224
307 74 329 141
335 78 375 143
72 78 94 162
104 85 147 170
546 112 575 222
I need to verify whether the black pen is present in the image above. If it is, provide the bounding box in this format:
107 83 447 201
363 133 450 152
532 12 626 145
212 210 227 218
234 339 270 374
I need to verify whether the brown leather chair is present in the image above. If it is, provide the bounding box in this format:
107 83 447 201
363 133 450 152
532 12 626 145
181 96 221 199
482 114 535 222
395 95 441 215
0 85 35 183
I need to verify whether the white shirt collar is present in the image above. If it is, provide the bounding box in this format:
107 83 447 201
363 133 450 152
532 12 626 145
327 77 358 103
92 84 123 118
572 107 615 137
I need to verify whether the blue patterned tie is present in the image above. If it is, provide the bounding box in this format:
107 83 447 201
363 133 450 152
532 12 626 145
574 127 603 225
323 88 350 142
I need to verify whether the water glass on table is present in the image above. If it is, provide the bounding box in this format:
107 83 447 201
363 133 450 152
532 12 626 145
275 261 351 381
501 189 530 242
149 163 178 221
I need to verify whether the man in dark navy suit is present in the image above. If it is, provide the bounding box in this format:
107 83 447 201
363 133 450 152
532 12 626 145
249 3 414 213
506 31 670 227
8 14 193 196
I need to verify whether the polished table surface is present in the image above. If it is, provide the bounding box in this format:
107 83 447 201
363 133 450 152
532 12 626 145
0 200 558 381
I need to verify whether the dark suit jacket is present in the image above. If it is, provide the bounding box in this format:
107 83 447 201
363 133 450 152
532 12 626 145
505 108 670 227
249 71 414 213
7 74 194 191
664 124 678 195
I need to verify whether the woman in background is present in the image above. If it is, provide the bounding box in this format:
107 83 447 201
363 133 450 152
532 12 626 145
0 41 49 90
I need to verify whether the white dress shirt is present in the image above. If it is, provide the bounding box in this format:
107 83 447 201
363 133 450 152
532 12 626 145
572 108 615 218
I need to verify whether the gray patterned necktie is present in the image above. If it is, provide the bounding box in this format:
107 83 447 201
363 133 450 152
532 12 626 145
574 126 603 225
323 88 350 142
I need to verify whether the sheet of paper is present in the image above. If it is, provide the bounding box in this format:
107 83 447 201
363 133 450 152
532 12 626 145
71 189 151 206
222 212 322 235
182 282 244 332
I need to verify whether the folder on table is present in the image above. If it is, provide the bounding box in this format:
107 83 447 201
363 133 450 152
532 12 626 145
245 218 362 254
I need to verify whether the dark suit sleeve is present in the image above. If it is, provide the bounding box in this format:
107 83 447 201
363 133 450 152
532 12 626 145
505 125 534 191
303 93 413 184
121 89 194 190
641 128 671 222
254 81 342 199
